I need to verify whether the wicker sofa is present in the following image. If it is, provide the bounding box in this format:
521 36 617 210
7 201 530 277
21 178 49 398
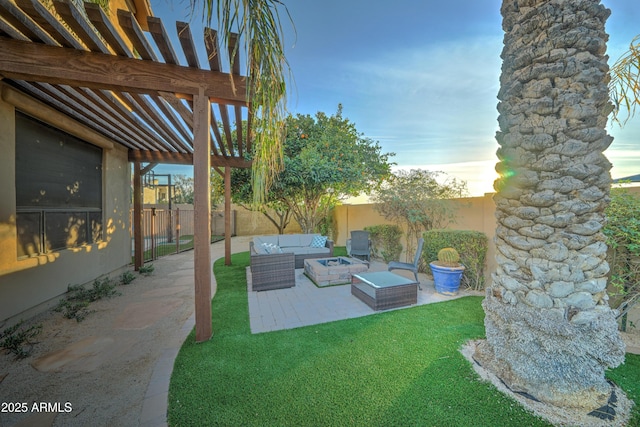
249 234 334 291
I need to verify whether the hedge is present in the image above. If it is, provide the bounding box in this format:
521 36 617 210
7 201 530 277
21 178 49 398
364 224 403 262
423 229 488 291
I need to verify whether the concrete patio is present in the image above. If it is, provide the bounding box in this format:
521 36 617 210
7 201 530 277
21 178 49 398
247 259 478 333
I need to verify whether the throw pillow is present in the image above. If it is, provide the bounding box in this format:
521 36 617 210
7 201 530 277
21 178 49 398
310 235 328 248
266 243 283 254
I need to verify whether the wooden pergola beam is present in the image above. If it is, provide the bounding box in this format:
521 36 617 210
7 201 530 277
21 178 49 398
128 150 252 168
0 38 247 101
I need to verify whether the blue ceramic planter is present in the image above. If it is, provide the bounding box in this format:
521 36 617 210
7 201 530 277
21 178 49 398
429 262 465 295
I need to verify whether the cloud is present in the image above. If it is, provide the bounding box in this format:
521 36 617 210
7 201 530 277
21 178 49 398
330 36 503 167
392 160 499 197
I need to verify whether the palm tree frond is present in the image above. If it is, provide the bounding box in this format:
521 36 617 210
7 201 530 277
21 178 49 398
609 34 640 125
196 0 293 205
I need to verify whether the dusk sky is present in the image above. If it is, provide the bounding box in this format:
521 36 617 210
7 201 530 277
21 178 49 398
151 0 640 197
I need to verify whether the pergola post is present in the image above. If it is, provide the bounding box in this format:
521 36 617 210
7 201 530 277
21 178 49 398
133 161 143 271
225 165 231 265
193 89 212 342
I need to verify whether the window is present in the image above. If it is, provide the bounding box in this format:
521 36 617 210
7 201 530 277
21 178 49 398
15 112 103 257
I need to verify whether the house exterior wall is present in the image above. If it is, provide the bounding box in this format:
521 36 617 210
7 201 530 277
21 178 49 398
0 97 132 324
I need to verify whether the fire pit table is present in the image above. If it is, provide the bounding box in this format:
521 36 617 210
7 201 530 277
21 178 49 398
351 271 418 310
304 256 369 287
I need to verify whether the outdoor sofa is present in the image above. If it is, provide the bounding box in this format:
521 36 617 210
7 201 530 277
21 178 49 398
249 234 334 291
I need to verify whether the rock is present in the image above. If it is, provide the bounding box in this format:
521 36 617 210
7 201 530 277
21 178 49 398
537 176 586 193
548 281 575 298
504 234 546 251
567 253 602 271
503 290 518 305
520 189 557 207
519 223 555 239
575 278 607 294
536 212 576 227
531 242 569 262
502 215 534 230
576 186 606 201
502 275 527 292
566 292 596 310
512 206 541 220
566 220 603 236
579 241 608 256
570 308 604 325
525 290 554 308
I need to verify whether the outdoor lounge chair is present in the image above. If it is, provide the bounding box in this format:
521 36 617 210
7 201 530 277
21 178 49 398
347 230 371 261
388 238 424 289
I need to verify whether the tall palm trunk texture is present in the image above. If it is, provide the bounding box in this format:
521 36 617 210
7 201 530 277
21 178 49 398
475 0 626 410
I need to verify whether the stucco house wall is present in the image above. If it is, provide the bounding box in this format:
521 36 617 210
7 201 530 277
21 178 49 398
0 96 132 324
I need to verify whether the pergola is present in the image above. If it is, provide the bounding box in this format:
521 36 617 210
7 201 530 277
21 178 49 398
0 0 254 341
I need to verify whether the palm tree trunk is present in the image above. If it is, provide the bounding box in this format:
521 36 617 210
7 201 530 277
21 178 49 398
475 0 625 411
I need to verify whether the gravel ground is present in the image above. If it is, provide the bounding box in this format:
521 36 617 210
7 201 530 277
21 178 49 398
0 250 198 427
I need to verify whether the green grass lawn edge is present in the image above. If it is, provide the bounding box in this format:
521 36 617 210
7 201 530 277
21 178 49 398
167 251 639 426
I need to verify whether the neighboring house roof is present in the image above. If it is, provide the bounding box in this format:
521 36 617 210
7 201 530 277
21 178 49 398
613 174 640 183
0 0 251 170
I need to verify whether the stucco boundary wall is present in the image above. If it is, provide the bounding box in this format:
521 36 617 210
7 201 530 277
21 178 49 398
333 194 498 285
228 194 498 285
230 187 640 286
233 205 302 236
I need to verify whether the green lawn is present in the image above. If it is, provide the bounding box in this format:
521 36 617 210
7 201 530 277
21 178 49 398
168 252 639 426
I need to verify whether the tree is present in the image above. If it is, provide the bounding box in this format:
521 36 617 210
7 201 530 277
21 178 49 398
603 185 640 331
172 175 194 204
230 166 293 234
232 105 393 234
474 0 626 413
609 34 640 125
371 169 467 262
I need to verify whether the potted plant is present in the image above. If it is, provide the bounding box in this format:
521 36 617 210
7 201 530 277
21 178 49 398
429 247 465 295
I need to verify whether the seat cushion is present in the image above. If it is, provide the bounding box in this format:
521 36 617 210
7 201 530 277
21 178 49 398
254 236 279 247
297 246 330 255
253 244 268 254
278 234 302 247
298 234 319 246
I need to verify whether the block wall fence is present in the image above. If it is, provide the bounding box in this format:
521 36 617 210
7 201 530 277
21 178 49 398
234 185 640 290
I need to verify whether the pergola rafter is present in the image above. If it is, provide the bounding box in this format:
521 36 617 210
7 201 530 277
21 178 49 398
0 0 253 342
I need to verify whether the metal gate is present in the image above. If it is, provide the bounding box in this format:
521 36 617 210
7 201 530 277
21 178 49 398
130 208 235 262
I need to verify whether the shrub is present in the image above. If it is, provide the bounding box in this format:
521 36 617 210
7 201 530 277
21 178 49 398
120 271 136 285
54 277 120 322
364 224 403 262
139 264 155 276
423 229 488 291
604 186 640 331
0 321 42 359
